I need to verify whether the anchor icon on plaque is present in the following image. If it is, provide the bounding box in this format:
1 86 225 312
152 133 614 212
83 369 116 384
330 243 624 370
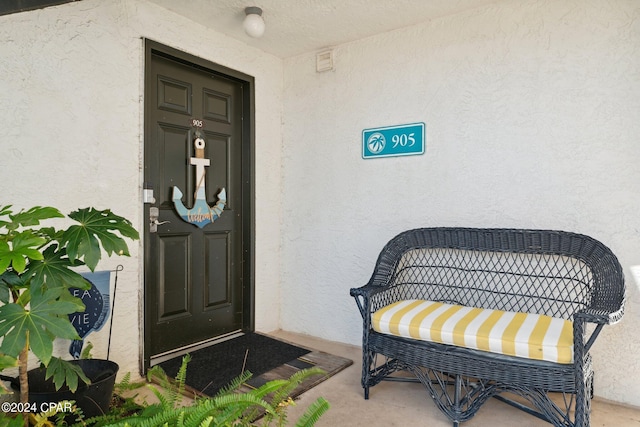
172 120 226 228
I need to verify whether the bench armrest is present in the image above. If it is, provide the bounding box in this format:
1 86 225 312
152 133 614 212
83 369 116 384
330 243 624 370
349 284 385 299
575 305 625 325
350 284 386 319
574 303 624 356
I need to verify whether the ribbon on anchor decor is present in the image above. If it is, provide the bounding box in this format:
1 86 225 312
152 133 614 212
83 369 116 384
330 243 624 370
172 125 226 228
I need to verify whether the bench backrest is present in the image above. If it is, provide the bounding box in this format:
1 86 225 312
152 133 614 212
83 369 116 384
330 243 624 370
369 228 625 320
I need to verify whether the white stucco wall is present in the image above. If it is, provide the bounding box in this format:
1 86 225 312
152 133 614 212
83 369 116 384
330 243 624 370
1 0 639 410
281 0 640 406
0 0 283 378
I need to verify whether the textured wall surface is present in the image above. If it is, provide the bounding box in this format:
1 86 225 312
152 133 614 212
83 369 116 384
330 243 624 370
1 0 639 408
0 0 284 378
281 0 640 405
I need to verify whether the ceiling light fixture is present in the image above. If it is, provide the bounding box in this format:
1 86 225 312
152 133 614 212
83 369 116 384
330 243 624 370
243 6 265 38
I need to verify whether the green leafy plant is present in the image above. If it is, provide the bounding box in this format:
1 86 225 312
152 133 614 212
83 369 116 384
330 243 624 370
0 205 139 406
84 355 330 427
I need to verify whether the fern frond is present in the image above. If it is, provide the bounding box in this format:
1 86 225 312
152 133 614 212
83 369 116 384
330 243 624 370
252 379 289 399
198 415 214 427
279 411 289 427
149 366 170 387
241 378 291 423
212 370 253 397
116 371 132 389
147 364 173 389
88 357 329 427
180 399 223 426
213 392 273 412
145 383 171 409
275 398 295 427
114 372 148 395
169 354 191 407
268 367 326 407
208 392 276 425
169 395 260 427
176 410 185 427
130 405 188 427
294 397 330 427
287 367 326 388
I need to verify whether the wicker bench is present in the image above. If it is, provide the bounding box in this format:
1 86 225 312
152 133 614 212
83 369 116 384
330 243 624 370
350 228 625 427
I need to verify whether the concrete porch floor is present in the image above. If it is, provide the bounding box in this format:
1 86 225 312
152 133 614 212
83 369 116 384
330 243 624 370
270 330 640 427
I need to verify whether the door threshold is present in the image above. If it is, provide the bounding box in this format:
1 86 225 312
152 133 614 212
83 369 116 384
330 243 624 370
149 330 244 366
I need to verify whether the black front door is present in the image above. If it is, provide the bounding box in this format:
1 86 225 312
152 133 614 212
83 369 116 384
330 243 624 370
143 41 254 368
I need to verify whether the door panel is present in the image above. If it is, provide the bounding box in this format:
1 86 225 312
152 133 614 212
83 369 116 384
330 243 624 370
158 234 190 319
144 43 253 363
205 233 230 307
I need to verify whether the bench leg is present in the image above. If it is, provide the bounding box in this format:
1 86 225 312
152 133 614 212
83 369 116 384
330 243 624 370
574 369 593 427
452 373 463 427
410 367 498 425
362 348 372 400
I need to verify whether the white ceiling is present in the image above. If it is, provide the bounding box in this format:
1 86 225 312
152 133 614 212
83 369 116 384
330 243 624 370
147 0 500 58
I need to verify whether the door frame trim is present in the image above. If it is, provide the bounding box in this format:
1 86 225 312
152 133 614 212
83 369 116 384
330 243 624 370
142 39 255 373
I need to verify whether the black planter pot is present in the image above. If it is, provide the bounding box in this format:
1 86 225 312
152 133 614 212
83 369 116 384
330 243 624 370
13 359 119 418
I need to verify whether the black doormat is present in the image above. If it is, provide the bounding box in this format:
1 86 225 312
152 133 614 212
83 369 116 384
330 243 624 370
157 332 312 396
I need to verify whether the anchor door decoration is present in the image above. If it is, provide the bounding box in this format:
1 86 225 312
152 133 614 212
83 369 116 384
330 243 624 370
172 122 226 228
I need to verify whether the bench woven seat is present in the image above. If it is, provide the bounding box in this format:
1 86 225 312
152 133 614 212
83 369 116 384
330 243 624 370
372 299 573 364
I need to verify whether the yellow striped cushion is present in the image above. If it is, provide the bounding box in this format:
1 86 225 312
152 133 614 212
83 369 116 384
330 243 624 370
372 300 573 364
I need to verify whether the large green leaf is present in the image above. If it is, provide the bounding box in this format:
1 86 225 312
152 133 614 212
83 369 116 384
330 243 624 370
0 231 47 274
0 284 10 304
0 241 10 273
8 206 63 229
0 303 28 357
63 208 139 271
0 205 14 231
0 205 13 216
0 353 17 371
0 271 21 303
24 244 89 295
45 357 90 392
29 289 84 364
0 288 83 363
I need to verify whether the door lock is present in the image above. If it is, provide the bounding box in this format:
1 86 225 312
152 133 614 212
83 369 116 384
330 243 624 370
149 207 170 233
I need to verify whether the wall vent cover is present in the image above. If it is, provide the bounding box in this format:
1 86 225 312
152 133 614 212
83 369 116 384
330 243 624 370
316 49 334 72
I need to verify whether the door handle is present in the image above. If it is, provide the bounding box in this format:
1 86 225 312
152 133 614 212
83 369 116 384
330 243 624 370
149 207 170 233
